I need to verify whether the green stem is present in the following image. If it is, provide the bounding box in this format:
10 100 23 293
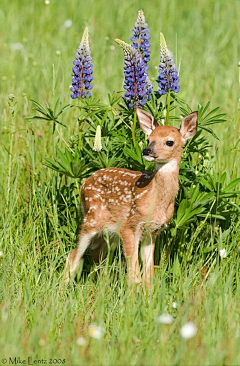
75 179 80 197
184 198 216 266
165 90 171 125
78 98 82 150
7 132 13 206
132 108 137 148
7 102 16 206
78 130 82 151
52 64 56 135
98 151 106 168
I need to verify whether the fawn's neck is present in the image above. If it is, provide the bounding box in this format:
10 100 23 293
153 159 180 199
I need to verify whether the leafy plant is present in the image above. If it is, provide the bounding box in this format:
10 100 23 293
27 93 240 266
44 147 91 179
26 98 72 133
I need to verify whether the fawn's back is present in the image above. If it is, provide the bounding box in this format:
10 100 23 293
81 161 178 234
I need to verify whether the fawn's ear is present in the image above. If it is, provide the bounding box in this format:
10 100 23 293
136 107 159 136
180 111 198 142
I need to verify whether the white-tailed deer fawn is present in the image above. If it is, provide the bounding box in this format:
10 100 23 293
65 107 198 287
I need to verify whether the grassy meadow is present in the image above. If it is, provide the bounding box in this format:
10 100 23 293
0 0 240 365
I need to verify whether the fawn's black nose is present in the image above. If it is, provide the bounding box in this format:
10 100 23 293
143 148 152 156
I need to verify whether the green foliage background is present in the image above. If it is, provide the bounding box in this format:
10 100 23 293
0 0 240 365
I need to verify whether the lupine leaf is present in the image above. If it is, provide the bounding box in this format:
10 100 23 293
224 178 240 192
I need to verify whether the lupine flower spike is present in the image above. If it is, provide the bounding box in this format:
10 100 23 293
70 28 93 99
157 33 180 95
115 39 151 108
131 10 151 70
93 125 102 152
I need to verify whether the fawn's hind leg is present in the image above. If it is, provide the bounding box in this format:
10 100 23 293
65 227 97 285
141 231 156 288
89 233 108 263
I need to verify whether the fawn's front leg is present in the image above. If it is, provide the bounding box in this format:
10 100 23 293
120 226 141 284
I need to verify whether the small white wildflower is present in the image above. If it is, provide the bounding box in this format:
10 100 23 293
180 322 197 339
76 337 87 346
88 324 103 340
0 251 3 257
61 19 72 30
8 94 15 100
219 248 227 259
11 42 24 51
39 338 46 346
172 302 177 309
56 50 61 56
156 313 173 325
110 45 115 51
93 125 102 152
11 43 24 51
104 36 109 41
195 170 199 175
45 0 50 4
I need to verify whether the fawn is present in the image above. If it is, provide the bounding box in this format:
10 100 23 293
65 107 198 287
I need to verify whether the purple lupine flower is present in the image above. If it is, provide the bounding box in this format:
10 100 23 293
131 10 151 70
157 33 180 96
116 39 152 108
70 28 93 99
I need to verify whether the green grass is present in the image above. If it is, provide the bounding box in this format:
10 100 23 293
0 0 240 365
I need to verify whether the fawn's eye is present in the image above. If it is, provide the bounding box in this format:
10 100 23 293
166 140 174 147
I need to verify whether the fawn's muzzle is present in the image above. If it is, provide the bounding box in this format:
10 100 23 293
143 148 152 156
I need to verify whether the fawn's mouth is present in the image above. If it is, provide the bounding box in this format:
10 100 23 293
143 155 155 162
143 155 170 164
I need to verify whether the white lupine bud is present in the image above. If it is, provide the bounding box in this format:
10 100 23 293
93 125 102 152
